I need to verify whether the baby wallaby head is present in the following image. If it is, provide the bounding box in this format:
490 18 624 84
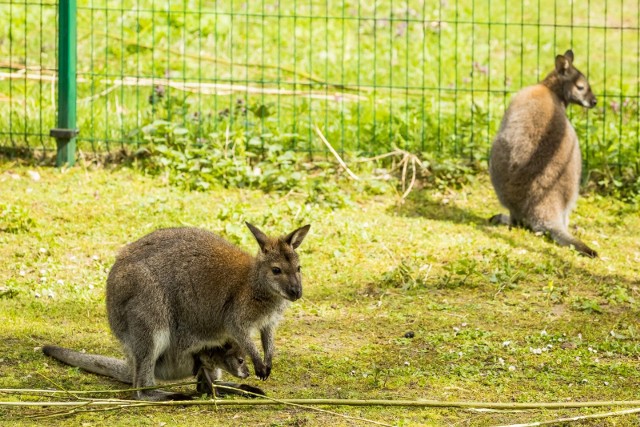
199 342 250 379
553 49 597 109
246 222 311 301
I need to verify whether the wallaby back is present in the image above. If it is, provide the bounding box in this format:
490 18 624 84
489 50 597 257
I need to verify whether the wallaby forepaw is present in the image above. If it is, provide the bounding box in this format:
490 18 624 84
196 372 214 396
255 364 271 380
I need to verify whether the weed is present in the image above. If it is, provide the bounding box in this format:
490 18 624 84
572 297 604 314
485 250 525 294
378 259 430 290
0 204 36 234
438 257 479 289
543 280 570 304
600 285 636 306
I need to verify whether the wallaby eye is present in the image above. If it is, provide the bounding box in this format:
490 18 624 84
271 267 282 275
576 84 585 91
238 358 244 364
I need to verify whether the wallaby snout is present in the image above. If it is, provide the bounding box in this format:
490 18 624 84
286 279 302 301
576 85 597 109
237 365 250 379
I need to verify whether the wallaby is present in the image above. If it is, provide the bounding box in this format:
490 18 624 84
63 222 309 401
488 49 598 257
193 346 266 398
43 341 265 398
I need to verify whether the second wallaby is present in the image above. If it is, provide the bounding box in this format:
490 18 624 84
75 222 309 401
489 49 598 257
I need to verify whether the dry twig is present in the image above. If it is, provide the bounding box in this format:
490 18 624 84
495 407 640 427
356 148 424 201
314 125 360 181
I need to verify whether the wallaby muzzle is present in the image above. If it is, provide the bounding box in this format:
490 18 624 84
286 285 302 301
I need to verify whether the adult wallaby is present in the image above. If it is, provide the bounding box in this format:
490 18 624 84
43 342 264 398
64 222 309 401
489 49 598 257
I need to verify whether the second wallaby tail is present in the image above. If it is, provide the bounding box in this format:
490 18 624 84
548 228 598 258
42 345 131 383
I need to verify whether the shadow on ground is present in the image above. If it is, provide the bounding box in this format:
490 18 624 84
389 189 640 289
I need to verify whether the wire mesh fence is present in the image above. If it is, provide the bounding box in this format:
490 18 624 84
1 0 58 153
1 0 639 178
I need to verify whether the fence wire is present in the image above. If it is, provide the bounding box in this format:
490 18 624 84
1 0 639 177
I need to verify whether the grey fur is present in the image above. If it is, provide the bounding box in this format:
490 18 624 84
93 222 309 400
489 49 598 257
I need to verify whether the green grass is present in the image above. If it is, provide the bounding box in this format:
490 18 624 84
0 161 639 426
1 0 640 181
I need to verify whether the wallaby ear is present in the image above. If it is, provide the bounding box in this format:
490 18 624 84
563 49 574 64
555 54 570 74
284 224 311 250
246 222 269 252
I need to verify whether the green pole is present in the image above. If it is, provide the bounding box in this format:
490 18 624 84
51 0 78 167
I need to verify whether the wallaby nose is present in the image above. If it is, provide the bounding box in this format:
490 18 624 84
287 285 302 301
591 98 597 107
289 287 302 301
285 275 302 301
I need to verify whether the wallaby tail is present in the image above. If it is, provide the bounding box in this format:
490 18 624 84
42 345 131 383
548 228 598 258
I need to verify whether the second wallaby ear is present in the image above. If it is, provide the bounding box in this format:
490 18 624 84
563 49 574 64
246 222 269 252
284 224 311 249
555 54 570 74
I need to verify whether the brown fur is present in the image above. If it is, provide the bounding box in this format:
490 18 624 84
44 223 310 401
489 50 598 257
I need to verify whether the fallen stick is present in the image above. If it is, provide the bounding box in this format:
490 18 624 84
495 407 640 427
4 397 640 410
314 125 360 181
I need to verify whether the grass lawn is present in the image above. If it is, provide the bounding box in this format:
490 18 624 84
0 161 639 426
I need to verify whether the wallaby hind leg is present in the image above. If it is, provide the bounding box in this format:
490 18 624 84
489 212 524 228
128 328 190 401
489 213 511 225
130 350 191 401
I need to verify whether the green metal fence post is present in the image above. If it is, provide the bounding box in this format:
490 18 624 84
51 0 78 167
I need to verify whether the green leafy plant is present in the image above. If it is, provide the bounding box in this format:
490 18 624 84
378 259 430 290
439 257 479 289
572 296 603 314
0 204 36 234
